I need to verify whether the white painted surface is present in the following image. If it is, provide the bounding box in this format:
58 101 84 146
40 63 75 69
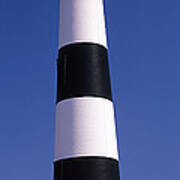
54 97 119 162
59 0 107 49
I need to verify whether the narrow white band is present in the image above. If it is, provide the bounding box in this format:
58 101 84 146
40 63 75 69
59 0 107 49
54 97 119 162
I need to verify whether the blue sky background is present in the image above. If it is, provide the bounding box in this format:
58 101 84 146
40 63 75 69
0 0 180 179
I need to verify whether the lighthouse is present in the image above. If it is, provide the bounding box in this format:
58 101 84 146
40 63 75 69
54 0 120 179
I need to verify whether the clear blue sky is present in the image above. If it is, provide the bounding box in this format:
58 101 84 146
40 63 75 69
0 0 180 179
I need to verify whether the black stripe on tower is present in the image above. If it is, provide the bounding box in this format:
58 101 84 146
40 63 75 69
54 157 120 180
56 43 112 103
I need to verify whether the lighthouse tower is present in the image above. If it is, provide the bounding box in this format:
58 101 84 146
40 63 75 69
54 0 120 179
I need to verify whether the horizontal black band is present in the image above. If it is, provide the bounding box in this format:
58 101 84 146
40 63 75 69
54 157 120 180
57 43 112 103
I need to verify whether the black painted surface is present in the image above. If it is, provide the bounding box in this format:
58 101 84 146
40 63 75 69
54 157 120 180
57 43 112 103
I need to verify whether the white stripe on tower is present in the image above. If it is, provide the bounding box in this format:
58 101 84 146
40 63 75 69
59 0 107 49
54 0 120 180
55 97 118 161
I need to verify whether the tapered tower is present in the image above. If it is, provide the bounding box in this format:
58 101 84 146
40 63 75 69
54 0 120 179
